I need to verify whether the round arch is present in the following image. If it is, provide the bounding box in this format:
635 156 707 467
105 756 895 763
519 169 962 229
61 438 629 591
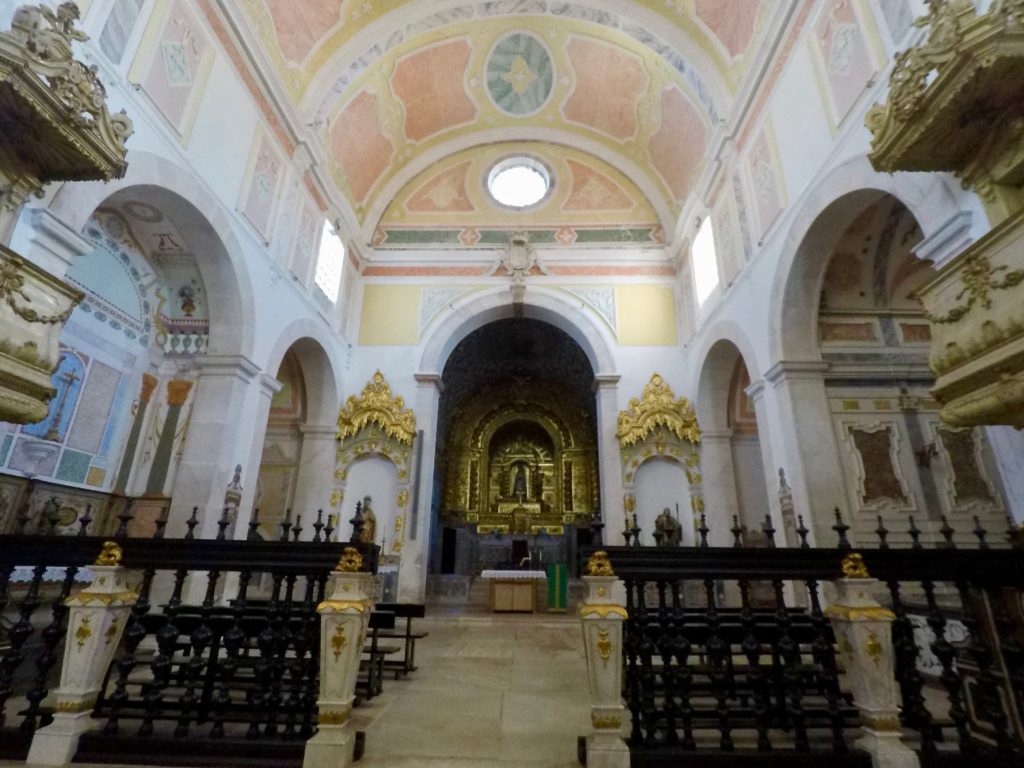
689 320 762 422
263 319 344 427
418 286 617 377
695 337 749 432
770 155 966 362
43 149 256 358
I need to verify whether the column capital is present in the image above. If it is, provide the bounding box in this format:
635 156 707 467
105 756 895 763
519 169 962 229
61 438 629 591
913 210 972 269
259 372 283 397
745 377 767 402
23 208 93 278
593 374 621 391
195 354 261 382
765 360 829 386
414 372 443 392
166 379 194 406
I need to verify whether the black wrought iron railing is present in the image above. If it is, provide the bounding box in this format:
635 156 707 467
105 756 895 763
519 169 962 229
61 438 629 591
0 506 375 765
588 512 1024 768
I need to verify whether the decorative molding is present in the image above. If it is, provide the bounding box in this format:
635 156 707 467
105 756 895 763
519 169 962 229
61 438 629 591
616 373 700 448
336 371 416 445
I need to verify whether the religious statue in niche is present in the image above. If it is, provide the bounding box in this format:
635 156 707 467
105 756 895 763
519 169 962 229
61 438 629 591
360 495 377 544
512 463 527 500
654 508 682 547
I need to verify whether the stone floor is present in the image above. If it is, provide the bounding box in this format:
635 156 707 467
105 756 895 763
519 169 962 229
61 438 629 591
3 611 590 768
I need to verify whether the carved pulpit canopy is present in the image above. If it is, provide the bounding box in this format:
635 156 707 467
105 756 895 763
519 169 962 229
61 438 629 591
616 373 701 448
336 371 416 445
0 2 133 192
865 0 1024 223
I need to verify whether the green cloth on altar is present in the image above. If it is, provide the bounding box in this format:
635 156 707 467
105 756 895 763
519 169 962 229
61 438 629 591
546 563 567 612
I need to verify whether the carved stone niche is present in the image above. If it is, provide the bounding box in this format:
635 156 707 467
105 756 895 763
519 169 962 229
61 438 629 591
866 1 1024 427
0 3 131 423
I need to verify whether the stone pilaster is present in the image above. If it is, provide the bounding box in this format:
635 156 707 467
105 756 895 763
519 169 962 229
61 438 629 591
826 554 919 768
579 552 629 768
593 375 622 545
303 548 374 768
27 543 137 766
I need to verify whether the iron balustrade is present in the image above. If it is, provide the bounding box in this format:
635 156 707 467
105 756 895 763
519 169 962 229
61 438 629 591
587 533 1024 768
0 523 377 766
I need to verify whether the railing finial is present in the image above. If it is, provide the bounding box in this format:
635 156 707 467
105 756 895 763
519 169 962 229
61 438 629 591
95 540 123 567
840 552 870 579
335 546 363 573
586 550 614 577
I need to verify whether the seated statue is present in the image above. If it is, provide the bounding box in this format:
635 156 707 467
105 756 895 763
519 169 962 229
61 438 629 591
655 508 682 547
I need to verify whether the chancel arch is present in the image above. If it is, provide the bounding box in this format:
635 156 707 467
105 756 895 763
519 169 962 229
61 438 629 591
433 318 599 579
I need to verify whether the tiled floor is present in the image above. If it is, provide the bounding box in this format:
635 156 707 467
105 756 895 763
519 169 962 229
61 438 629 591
4 611 590 768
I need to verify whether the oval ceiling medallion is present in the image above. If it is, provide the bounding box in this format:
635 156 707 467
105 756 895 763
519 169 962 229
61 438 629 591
485 32 554 116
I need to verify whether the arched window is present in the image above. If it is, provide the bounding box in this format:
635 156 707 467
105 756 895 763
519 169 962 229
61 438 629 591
315 220 345 302
692 216 719 306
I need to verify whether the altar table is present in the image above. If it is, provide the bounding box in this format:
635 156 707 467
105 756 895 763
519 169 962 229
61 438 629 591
480 569 547 613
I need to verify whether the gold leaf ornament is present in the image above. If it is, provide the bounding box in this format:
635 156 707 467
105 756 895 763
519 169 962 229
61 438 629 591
336 371 416 445
95 540 123 566
617 374 701 448
586 550 614 577
336 546 363 572
841 552 870 579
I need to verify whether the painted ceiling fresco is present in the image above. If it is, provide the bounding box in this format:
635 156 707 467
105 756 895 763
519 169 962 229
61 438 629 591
236 0 776 247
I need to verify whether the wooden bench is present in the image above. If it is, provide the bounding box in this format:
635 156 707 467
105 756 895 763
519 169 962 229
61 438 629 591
374 602 427 679
357 610 398 701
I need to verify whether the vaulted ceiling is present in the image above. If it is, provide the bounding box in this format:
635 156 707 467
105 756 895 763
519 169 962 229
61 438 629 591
233 0 780 249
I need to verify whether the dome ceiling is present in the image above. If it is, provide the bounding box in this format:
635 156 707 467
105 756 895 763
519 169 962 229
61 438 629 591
235 0 778 248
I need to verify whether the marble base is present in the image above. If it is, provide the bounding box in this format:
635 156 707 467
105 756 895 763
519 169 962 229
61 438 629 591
26 711 98 766
855 729 920 768
585 732 630 768
302 726 357 768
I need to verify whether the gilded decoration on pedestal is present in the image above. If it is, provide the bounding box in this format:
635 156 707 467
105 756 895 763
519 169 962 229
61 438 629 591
95 540 123 566
617 374 700 448
586 550 614 577
841 552 870 579
597 627 612 668
335 546 363 573
336 371 416 445
330 624 347 662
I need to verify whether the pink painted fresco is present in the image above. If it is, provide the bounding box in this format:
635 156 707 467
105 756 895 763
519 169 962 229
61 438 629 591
563 160 633 211
266 0 341 64
647 86 706 200
330 90 394 203
695 0 759 58
815 0 874 123
563 37 647 141
242 133 283 241
406 162 474 212
747 127 783 238
140 5 208 132
391 40 477 142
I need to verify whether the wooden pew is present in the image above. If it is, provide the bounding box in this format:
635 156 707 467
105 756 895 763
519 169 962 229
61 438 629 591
374 602 427 679
356 609 397 701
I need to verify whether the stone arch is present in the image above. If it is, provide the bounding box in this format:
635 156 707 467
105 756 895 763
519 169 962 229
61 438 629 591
263 320 344 428
418 286 617 377
691 321 762 427
42 149 255 358
771 155 966 362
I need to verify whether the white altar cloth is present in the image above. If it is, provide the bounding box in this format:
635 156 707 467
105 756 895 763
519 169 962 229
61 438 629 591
480 569 546 581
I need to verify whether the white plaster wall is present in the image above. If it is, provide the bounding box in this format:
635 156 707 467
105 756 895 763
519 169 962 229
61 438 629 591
344 456 399 549
633 459 692 547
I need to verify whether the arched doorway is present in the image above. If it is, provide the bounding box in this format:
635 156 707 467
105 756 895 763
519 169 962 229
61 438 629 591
431 318 599 584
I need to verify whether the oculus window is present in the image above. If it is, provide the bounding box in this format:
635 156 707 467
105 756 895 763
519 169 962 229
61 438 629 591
487 156 551 209
315 220 345 303
692 216 719 306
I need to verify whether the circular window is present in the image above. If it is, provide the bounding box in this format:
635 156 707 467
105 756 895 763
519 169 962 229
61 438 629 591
487 156 551 209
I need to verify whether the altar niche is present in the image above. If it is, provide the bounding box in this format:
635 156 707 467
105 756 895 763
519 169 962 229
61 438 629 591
434 318 599 575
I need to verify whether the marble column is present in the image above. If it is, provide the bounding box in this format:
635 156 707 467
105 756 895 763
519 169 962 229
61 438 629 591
400 373 442 603
113 373 158 493
745 378 786 538
698 430 741 546
593 374 623 545
144 380 194 495
164 355 266 539
290 424 339 534
764 361 847 547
